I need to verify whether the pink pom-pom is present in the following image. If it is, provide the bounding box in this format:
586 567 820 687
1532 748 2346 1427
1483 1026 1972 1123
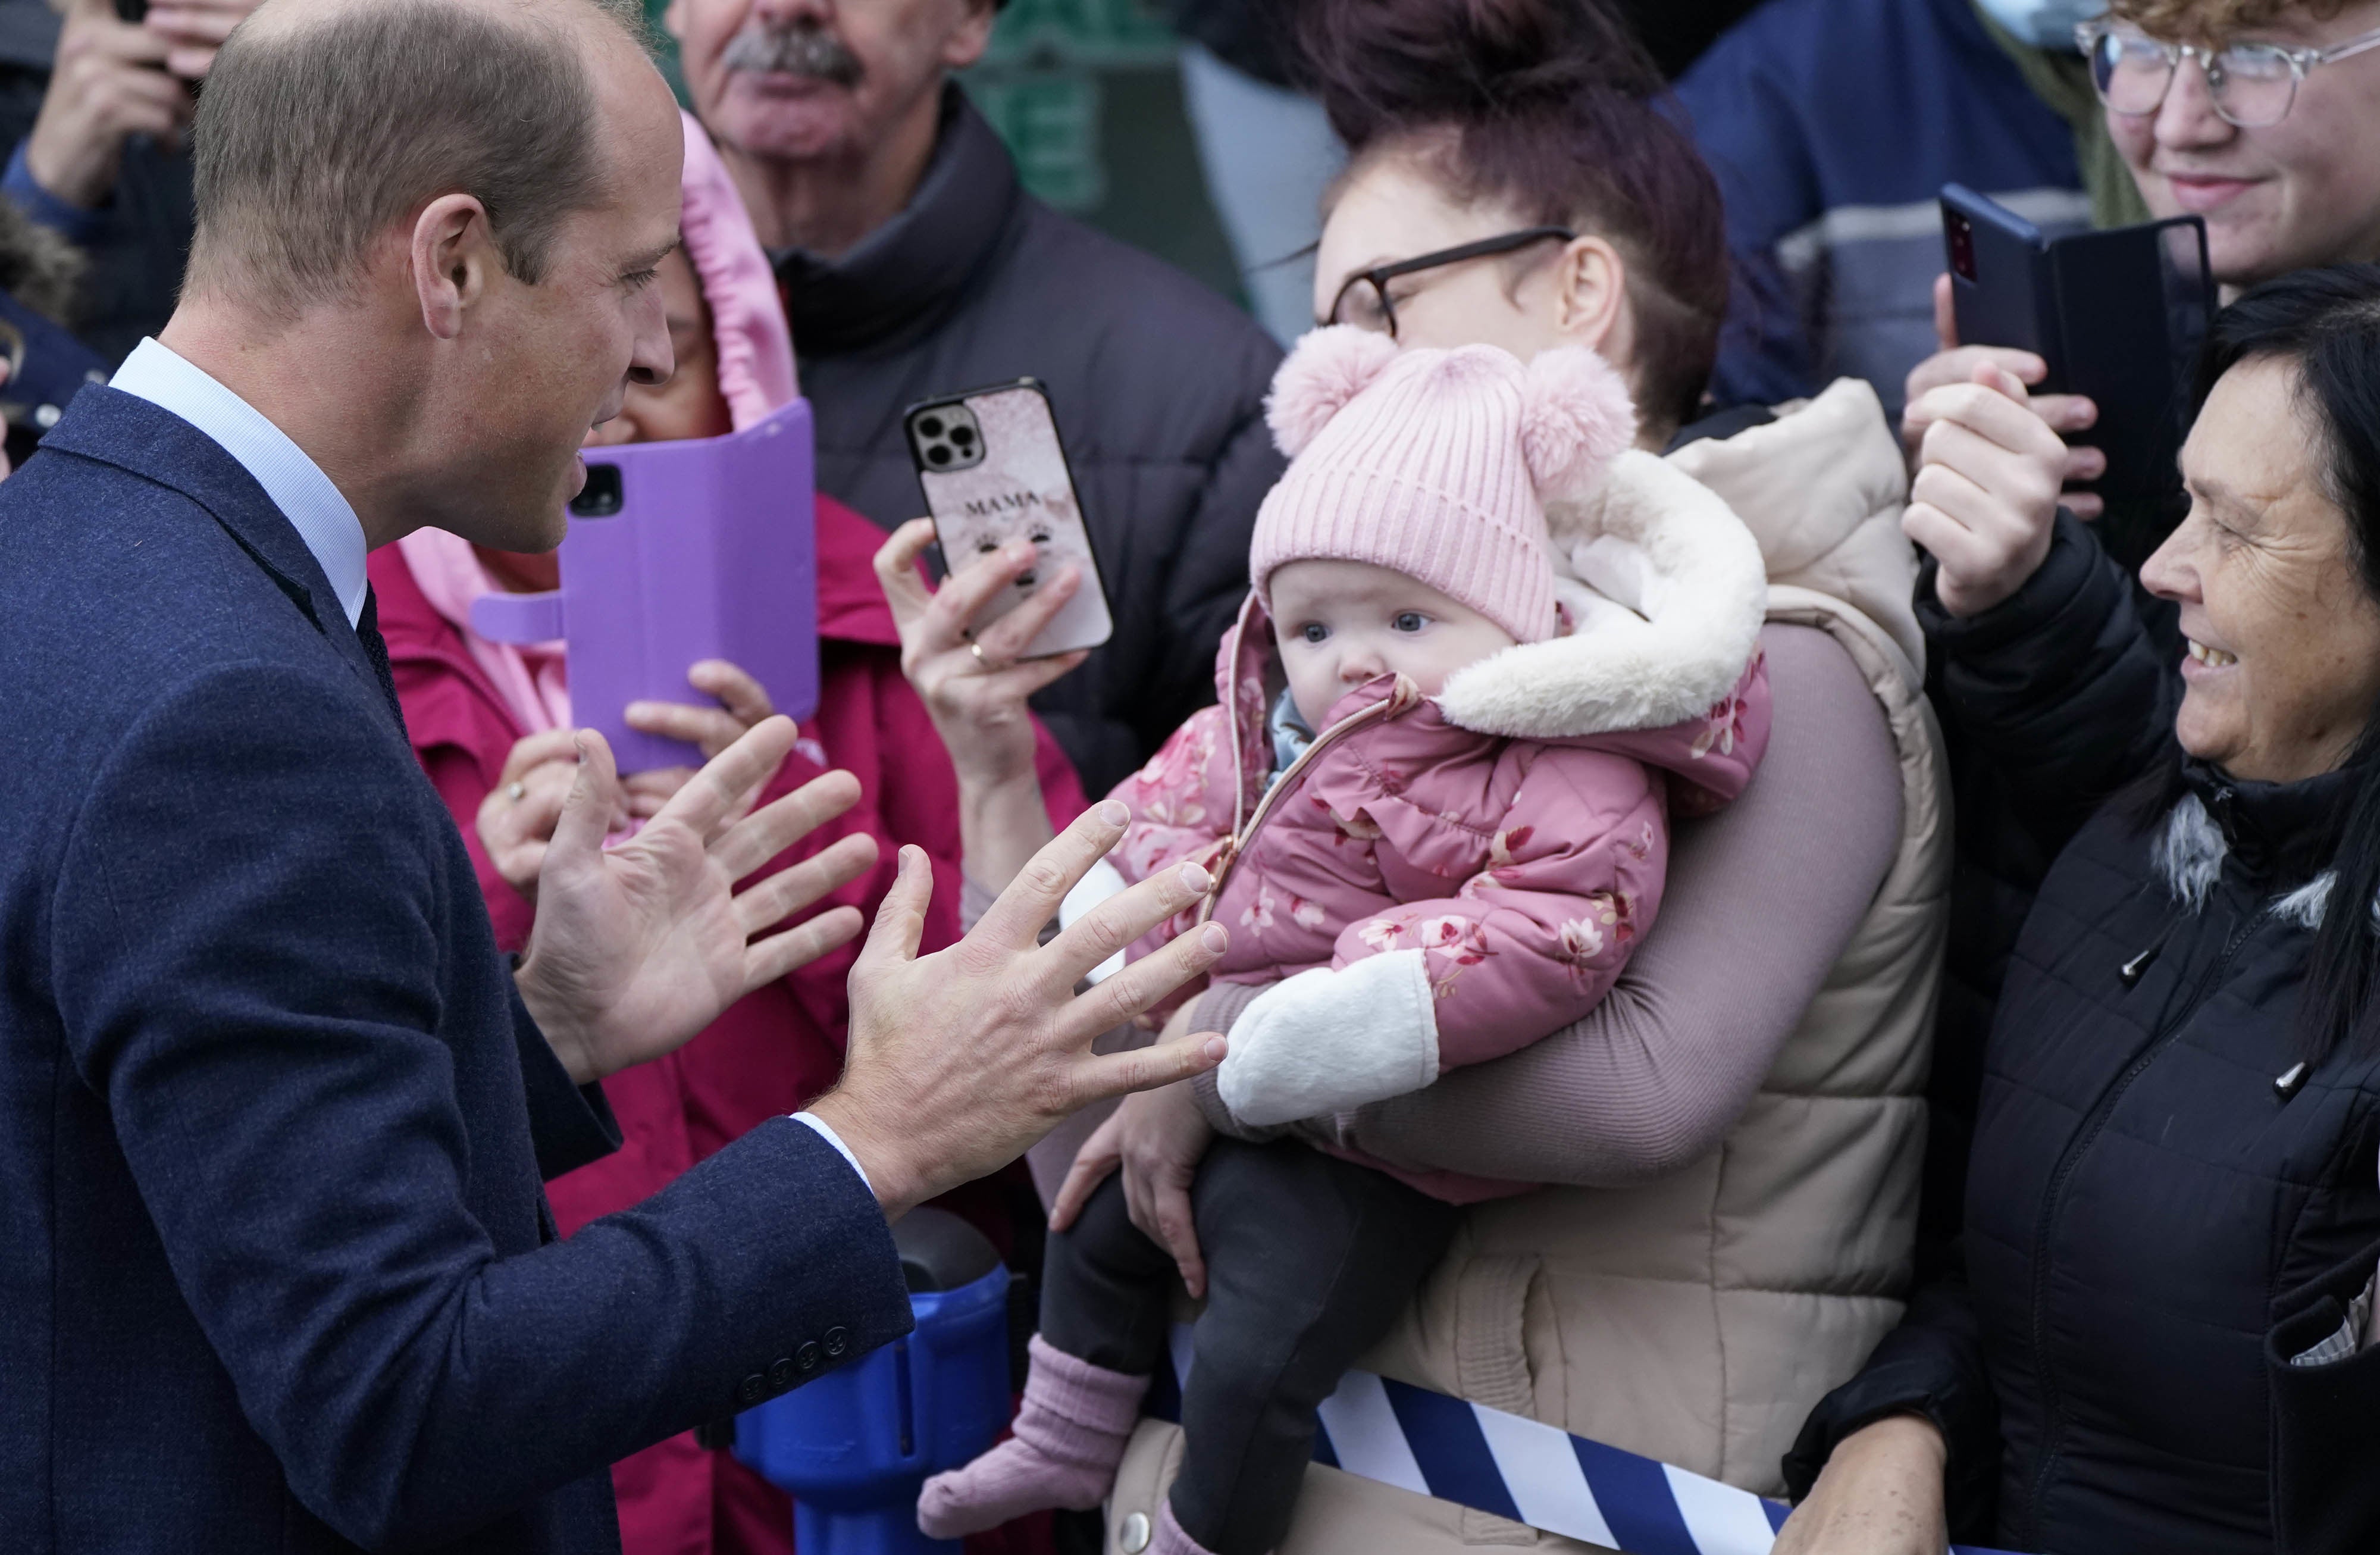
1518 346 1639 498
1264 325 1401 458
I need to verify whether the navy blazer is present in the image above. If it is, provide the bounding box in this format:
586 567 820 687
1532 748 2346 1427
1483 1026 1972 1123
0 389 912 1553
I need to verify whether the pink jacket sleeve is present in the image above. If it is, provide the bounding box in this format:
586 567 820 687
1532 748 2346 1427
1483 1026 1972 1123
1332 747 1673 1072
1101 704 1239 956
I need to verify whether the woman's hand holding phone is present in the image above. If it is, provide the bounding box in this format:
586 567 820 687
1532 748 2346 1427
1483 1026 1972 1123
876 517 1090 892
1901 361 2071 620
1903 274 2107 520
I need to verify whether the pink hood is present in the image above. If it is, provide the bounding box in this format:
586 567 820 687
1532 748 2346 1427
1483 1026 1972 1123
394 113 800 733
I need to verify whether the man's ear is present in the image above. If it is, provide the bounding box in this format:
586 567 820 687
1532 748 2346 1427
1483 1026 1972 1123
941 0 998 71
1551 234 1629 356
662 0 687 43
411 193 499 342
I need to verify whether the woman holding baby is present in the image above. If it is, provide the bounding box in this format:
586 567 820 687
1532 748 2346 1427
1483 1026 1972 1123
879 1 1950 1550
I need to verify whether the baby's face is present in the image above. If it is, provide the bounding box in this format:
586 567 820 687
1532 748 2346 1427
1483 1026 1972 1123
1270 559 1517 730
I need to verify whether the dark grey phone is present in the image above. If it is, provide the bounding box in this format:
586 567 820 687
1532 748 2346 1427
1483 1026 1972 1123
1940 184 2213 503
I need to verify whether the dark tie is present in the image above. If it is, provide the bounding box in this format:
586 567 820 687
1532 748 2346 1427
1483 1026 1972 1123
355 586 408 731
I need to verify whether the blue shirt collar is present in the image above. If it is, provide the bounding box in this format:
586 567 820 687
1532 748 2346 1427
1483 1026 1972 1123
108 337 368 627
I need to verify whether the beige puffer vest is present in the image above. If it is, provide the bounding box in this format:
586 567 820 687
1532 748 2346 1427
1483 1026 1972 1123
1107 379 1952 1553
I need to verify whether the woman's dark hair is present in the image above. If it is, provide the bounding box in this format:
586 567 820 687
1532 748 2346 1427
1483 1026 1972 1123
2191 264 2380 1058
1296 0 1728 435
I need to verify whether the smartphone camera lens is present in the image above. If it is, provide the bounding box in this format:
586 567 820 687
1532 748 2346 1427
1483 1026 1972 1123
1948 213 1978 284
910 402 986 474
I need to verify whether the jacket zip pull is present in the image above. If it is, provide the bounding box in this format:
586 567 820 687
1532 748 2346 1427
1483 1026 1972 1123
2273 1061 2310 1101
2119 919 2179 988
2117 900 2195 989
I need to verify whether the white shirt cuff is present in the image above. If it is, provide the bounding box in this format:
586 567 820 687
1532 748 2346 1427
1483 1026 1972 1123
791 1111 872 1195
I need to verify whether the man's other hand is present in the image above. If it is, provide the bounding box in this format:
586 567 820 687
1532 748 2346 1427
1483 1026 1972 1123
810 802 1232 1219
514 717 877 1084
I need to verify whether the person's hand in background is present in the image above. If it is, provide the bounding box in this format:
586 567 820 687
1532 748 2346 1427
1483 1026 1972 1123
1902 360 2070 619
24 0 196 210
515 717 878 1085
477 661 783 902
810 804 1231 1219
1769 1415 1950 1555
876 517 1089 892
1902 273 2106 520
621 658 780 818
142 0 264 80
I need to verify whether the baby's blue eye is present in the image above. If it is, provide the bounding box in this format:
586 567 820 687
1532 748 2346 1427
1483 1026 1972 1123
1392 611 1427 633
1300 622 1329 644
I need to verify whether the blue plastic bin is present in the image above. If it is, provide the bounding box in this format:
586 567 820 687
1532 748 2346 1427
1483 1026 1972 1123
735 1213 1014 1555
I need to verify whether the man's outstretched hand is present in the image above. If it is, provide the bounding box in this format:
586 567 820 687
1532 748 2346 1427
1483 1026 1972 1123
515 717 877 1085
809 802 1232 1219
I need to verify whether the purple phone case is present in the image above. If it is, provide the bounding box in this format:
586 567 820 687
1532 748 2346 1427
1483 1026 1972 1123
471 398 819 773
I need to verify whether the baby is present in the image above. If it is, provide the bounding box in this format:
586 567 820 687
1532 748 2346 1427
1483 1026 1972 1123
919 328 1773 1555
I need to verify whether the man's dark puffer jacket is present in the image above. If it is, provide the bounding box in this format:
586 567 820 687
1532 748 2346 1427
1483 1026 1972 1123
1788 513 2380 1554
776 86 1285 797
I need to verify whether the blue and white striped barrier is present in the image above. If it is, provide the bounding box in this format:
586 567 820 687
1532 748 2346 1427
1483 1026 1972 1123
1152 1326 2015 1555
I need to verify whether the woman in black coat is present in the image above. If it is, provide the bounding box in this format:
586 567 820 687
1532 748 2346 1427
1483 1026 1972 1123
1775 268 2380 1555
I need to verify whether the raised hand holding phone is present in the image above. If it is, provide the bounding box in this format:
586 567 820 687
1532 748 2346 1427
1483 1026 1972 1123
905 380 1114 664
1902 360 2069 618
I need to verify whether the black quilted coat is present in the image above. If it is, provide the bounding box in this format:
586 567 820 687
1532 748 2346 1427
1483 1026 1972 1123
1789 514 2380 1554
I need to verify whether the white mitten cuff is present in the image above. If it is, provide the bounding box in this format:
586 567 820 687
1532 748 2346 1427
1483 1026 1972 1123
1060 857 1130 984
1216 950 1440 1128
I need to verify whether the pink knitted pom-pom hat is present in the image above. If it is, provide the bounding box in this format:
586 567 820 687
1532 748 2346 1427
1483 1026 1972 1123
1251 326 1639 644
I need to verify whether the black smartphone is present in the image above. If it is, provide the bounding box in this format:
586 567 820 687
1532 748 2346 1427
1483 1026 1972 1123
113 0 146 23
1940 184 2213 503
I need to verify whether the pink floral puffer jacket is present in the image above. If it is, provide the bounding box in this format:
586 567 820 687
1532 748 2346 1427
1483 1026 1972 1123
1086 445 1780 1197
1111 583 1769 1179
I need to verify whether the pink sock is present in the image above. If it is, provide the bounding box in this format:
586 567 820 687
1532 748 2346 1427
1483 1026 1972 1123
915 1335 1150 1538
1150 1498 1219 1555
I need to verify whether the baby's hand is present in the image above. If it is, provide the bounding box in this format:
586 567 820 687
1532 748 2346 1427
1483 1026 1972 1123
1217 952 1439 1127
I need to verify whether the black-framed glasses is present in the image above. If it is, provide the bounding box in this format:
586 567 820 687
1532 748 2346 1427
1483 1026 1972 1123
2078 18 2380 129
1323 227 1577 339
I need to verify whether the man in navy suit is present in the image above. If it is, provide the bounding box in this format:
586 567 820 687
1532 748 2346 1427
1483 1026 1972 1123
0 0 1232 1548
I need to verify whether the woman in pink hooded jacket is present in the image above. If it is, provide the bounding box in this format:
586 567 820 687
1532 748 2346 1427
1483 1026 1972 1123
368 115 1084 1555
906 327 1772 1555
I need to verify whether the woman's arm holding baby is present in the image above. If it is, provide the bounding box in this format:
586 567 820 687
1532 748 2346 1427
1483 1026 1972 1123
1316 624 1900 1184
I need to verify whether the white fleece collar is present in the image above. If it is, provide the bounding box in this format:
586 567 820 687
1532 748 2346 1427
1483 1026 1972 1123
1435 450 1769 741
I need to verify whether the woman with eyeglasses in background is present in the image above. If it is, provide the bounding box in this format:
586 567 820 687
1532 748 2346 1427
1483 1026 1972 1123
995 2 1957 1547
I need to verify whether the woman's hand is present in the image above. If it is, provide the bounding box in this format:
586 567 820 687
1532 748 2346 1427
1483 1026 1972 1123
1903 274 2105 520
876 518 1089 891
480 728 624 901
1049 1005 1219 1296
621 659 780 819
1902 361 2074 619
1770 1415 1950 1555
479 661 782 899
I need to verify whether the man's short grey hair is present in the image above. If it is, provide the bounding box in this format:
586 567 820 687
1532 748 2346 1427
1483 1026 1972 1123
188 0 654 312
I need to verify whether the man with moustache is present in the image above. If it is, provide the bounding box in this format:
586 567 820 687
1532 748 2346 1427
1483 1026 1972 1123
666 0 1285 798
